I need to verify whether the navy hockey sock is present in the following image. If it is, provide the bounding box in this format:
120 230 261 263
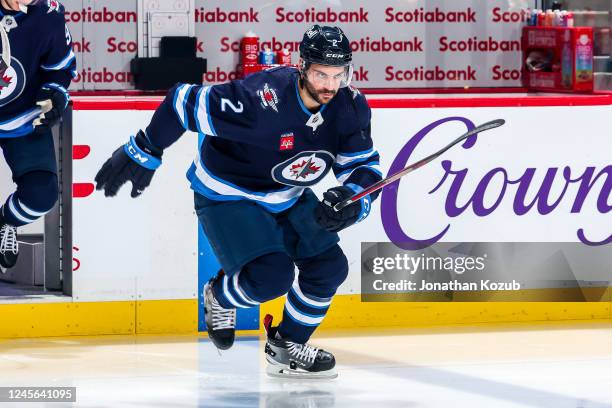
277 245 348 344
211 252 295 309
0 171 58 227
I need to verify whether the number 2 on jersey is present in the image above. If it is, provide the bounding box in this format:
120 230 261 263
221 98 244 113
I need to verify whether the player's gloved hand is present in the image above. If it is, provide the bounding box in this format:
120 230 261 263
33 84 69 134
314 185 371 233
95 130 162 198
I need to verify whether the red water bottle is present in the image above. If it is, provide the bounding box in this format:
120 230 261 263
240 31 259 64
566 12 574 27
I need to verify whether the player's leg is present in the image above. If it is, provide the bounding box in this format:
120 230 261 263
195 193 294 350
0 131 58 270
264 244 348 378
263 189 347 378
202 252 295 350
278 244 348 343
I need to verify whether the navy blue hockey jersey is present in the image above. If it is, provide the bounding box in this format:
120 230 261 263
0 0 75 138
146 67 382 212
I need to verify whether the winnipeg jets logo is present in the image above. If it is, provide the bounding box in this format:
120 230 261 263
0 57 25 107
271 151 334 187
0 26 25 108
290 155 321 180
257 83 279 113
47 0 61 13
0 70 11 90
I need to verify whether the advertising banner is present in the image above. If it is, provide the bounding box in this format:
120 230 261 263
61 0 535 90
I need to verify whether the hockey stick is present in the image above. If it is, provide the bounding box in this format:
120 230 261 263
333 118 506 211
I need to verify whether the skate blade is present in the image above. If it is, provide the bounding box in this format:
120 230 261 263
266 363 337 380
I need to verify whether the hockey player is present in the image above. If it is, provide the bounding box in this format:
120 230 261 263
95 25 381 378
0 0 75 272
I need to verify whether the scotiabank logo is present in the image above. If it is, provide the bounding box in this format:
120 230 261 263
491 7 531 23
351 37 423 53
386 66 476 82
352 66 369 82
73 68 133 84
275 7 369 23
439 36 521 52
72 38 92 53
65 7 137 23
195 7 259 23
492 66 522 81
221 36 424 54
221 37 301 53
107 37 137 54
385 7 476 23
204 67 241 83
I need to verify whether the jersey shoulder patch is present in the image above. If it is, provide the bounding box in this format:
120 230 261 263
43 0 65 15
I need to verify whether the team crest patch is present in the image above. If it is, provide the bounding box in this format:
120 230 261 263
271 151 334 187
257 83 279 113
47 0 61 13
279 132 294 151
0 58 26 108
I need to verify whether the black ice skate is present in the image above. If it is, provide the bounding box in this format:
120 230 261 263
263 314 337 379
0 222 18 272
203 270 236 350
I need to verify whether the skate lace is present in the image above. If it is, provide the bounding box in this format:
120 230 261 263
0 225 17 254
287 342 319 364
211 296 236 330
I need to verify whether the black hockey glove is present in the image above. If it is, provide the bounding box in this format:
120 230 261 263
315 185 372 233
33 84 69 134
95 130 163 198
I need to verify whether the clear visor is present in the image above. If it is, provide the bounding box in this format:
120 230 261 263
304 64 353 88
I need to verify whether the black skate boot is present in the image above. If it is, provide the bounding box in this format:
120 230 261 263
203 270 236 350
0 222 18 272
263 314 337 379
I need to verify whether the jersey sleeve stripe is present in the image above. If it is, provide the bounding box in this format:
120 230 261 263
41 49 76 71
173 84 193 130
337 147 374 158
335 149 378 167
0 108 40 132
194 86 217 136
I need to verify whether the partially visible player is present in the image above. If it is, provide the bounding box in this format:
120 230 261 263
95 25 381 378
0 0 75 272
